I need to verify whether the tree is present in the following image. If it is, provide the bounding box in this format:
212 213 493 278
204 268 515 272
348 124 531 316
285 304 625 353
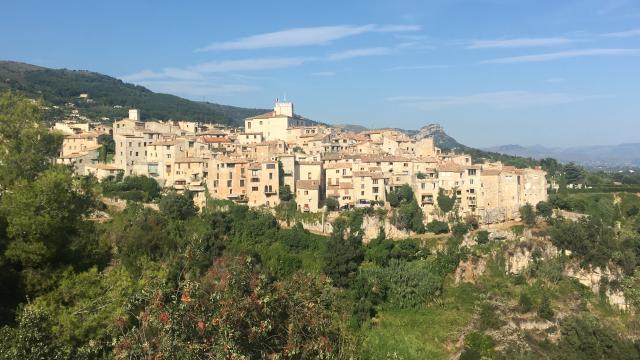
0 306 69 359
323 215 365 287
536 201 553 221
387 184 415 208
0 91 62 189
394 200 425 233
520 203 537 227
278 184 293 201
159 191 197 220
437 188 456 214
564 163 585 185
0 166 106 295
97 134 115 162
325 196 339 211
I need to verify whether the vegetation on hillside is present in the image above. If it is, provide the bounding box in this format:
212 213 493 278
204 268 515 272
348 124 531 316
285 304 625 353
0 61 268 125
3 91 640 359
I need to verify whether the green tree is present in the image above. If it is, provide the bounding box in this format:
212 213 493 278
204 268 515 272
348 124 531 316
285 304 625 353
0 91 62 189
437 188 456 214
0 167 106 295
159 191 197 220
536 201 553 221
323 214 365 287
520 203 537 227
325 196 339 211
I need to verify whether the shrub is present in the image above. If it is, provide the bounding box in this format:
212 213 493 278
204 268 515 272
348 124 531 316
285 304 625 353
537 294 554 320
452 223 470 238
426 220 449 234
476 230 490 245
478 302 502 331
519 292 533 313
520 203 537 227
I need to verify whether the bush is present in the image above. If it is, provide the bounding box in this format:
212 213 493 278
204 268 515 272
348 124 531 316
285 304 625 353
520 203 536 227
519 292 533 313
461 332 495 360
537 294 554 320
452 223 470 238
426 220 449 234
478 302 502 331
476 230 490 245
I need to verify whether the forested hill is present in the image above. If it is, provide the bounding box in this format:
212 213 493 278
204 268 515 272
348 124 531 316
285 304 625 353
0 61 268 125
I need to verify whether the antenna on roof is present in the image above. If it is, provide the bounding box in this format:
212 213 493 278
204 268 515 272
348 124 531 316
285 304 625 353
283 92 287 102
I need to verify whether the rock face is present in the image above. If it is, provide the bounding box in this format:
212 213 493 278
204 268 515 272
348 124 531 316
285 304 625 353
564 264 629 311
454 256 487 284
413 123 462 150
504 240 559 275
361 215 414 243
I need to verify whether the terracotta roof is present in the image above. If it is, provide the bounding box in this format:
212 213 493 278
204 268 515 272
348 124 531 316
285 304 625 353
437 163 466 172
89 163 122 170
481 169 502 176
298 161 322 166
200 137 231 144
296 180 320 190
175 157 206 163
339 182 354 189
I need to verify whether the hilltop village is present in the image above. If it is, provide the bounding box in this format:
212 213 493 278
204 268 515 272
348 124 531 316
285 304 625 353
54 101 547 224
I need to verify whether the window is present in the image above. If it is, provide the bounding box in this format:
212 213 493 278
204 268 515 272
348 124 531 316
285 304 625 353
307 172 312 180
240 180 245 186
252 186 258 191
304 190 308 195
361 191 365 196
468 169 477 176
227 180 232 187
266 163 276 169
373 179 378 185
373 187 379 194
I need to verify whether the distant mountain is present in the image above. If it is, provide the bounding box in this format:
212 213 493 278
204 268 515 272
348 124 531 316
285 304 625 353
485 143 640 168
0 61 268 125
414 124 464 150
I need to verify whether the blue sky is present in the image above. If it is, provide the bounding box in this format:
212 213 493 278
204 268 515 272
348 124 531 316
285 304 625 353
2 0 640 147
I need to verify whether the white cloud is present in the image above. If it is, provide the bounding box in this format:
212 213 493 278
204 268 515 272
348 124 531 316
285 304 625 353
133 80 257 98
197 24 420 51
327 47 391 61
602 28 640 38
387 91 610 110
190 57 312 72
468 37 572 49
482 48 640 64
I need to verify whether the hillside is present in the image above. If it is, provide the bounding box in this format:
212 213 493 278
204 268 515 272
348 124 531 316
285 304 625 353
0 61 268 125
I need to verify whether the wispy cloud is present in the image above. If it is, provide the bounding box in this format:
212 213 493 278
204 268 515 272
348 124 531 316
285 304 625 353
327 47 391 61
387 64 448 71
311 71 335 77
132 80 257 98
468 37 573 49
121 57 312 82
482 48 640 64
387 91 610 110
197 24 420 51
190 57 312 72
602 28 640 38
